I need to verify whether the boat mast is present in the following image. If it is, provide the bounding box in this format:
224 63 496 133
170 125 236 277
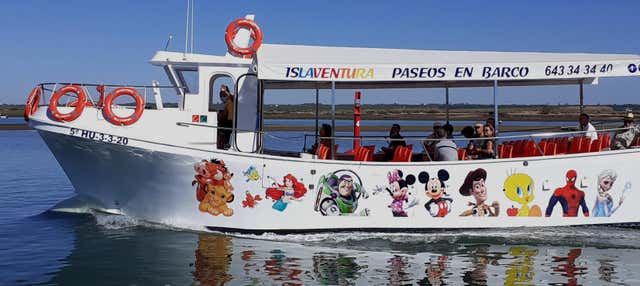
493 80 499 156
579 79 584 113
331 81 336 159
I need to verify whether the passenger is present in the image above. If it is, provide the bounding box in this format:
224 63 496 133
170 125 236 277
216 85 234 149
477 124 496 159
423 122 442 158
433 128 458 161
382 124 406 160
486 117 496 128
466 123 485 159
612 111 639 150
443 123 454 139
578 113 598 141
460 126 475 139
310 123 334 156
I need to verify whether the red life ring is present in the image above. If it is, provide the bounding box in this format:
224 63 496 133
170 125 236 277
24 86 42 121
102 87 145 126
225 18 263 58
49 85 87 122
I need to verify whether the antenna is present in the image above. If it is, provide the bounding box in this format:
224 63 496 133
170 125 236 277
190 0 195 53
164 35 173 51
184 0 190 56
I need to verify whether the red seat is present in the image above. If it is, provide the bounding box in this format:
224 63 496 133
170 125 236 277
458 148 467 160
354 147 372 162
557 137 569 154
392 145 413 162
500 144 513 158
316 144 329 160
534 141 547 156
568 137 582 154
590 139 602 152
579 137 592 153
544 142 557 155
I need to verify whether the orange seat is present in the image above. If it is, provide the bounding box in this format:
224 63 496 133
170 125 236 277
354 147 372 162
392 145 413 162
457 148 467 160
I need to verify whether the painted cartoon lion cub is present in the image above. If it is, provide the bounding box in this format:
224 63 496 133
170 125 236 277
192 159 235 216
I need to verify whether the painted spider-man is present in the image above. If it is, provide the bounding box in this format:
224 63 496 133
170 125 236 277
545 170 589 217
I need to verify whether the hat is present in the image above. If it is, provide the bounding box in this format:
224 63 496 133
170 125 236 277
433 121 442 128
623 111 634 121
459 168 487 196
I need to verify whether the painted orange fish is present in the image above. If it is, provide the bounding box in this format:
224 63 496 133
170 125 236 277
242 190 262 208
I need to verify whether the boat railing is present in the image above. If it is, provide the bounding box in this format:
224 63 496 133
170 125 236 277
301 126 634 160
36 82 184 110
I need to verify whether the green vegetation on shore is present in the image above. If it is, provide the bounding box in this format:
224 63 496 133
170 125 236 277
3 103 637 122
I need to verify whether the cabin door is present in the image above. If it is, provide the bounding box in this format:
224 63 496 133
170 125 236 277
233 73 261 153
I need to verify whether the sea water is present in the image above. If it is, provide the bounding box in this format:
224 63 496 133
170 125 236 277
2 126 640 285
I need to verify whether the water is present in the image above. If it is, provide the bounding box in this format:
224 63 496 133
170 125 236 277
2 126 640 285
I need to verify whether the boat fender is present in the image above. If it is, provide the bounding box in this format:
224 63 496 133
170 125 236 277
102 87 145 126
225 18 263 58
49 85 88 122
24 86 42 121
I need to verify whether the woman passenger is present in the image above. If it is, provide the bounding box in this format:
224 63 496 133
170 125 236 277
477 124 496 159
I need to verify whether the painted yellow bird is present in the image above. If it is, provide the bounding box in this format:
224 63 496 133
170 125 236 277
503 173 542 216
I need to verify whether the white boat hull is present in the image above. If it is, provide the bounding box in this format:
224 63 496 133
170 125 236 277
34 117 640 233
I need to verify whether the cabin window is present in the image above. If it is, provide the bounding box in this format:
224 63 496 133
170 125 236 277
175 68 199 94
209 75 235 112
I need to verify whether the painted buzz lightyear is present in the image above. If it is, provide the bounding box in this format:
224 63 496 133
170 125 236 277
314 170 370 216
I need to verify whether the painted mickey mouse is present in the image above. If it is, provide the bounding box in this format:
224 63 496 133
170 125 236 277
385 170 419 217
419 169 453 217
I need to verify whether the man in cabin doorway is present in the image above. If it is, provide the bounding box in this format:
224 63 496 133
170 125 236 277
578 113 598 141
612 111 639 150
217 85 234 150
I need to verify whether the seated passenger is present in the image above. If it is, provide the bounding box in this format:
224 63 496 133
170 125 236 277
443 122 454 139
422 121 442 158
466 123 485 159
433 128 458 161
310 124 334 157
382 124 406 160
486 117 496 128
578 113 598 141
612 111 639 150
476 124 496 159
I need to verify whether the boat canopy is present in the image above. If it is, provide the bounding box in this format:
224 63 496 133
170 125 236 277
257 44 640 89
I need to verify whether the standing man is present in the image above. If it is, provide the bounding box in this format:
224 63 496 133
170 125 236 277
217 85 235 149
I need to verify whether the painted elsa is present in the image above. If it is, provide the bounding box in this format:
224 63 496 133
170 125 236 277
593 170 629 217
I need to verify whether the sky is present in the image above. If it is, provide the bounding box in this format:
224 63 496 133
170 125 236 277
1 0 639 105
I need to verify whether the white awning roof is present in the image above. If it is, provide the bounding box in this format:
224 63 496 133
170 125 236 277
256 44 640 88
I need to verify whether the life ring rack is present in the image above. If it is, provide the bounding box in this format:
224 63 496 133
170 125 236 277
24 86 42 121
102 87 145 126
48 84 88 122
225 18 263 58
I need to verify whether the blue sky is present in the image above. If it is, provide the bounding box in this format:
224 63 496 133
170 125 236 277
1 0 639 105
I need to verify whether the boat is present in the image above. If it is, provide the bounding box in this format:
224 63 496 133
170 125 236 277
24 15 640 233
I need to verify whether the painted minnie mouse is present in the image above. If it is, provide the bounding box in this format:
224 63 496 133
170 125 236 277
419 169 453 217
385 170 418 217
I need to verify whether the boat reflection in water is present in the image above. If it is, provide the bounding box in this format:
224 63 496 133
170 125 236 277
12 214 638 285
192 234 233 285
